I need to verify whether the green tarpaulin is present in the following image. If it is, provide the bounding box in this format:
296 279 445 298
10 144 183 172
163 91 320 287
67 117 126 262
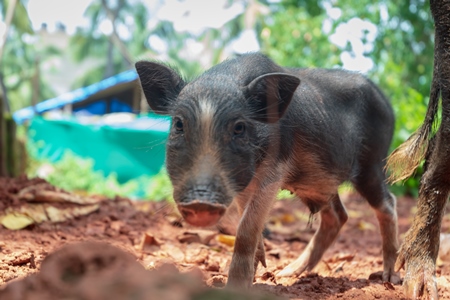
28 115 170 183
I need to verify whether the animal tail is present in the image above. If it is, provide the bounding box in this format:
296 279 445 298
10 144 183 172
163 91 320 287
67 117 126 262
386 56 441 183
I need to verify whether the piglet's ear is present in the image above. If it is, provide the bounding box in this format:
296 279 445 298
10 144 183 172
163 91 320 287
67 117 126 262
245 73 300 123
135 61 185 115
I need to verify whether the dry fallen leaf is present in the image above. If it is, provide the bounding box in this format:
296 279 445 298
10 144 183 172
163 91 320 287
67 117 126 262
18 204 48 223
280 213 296 224
293 210 310 223
217 234 236 247
0 213 34 230
327 253 355 263
177 230 216 245
0 204 100 230
142 255 157 270
161 244 185 262
260 271 277 284
346 209 364 218
333 261 346 273
35 190 101 205
1 184 104 230
267 249 281 259
45 205 99 222
18 184 102 205
140 232 163 253
134 202 154 213
357 220 376 231
184 246 209 264
270 213 297 224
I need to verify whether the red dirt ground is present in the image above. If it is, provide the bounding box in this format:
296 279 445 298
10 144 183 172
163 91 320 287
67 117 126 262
1 176 450 299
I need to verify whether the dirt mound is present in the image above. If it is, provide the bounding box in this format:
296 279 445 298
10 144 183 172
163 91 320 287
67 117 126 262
0 241 281 300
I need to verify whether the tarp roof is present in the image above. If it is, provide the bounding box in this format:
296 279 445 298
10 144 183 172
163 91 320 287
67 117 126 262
13 70 138 124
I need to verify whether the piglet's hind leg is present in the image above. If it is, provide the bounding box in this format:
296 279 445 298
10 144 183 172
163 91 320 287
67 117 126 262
277 194 347 277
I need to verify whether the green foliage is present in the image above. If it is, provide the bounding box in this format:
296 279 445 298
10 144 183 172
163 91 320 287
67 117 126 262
260 5 341 68
145 168 173 202
26 139 173 201
28 150 140 198
390 168 421 198
384 62 426 196
259 0 434 196
0 0 33 34
69 2 205 87
364 0 434 98
2 31 57 111
0 0 57 112
336 0 432 196
277 189 295 200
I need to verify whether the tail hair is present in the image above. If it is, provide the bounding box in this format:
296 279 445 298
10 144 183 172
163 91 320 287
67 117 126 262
386 67 440 183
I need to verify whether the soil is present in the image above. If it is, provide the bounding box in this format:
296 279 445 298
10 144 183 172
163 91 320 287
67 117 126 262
1 176 450 299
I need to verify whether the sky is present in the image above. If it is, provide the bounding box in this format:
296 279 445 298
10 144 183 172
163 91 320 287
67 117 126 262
25 0 248 36
27 0 92 34
14 0 377 73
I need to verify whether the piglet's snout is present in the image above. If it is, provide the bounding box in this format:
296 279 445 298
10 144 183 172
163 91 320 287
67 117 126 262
178 201 226 227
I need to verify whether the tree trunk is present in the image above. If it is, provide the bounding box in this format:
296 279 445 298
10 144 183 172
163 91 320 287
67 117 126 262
104 40 114 79
100 0 133 67
0 0 18 59
0 72 8 177
31 57 40 108
0 88 6 177
0 0 19 177
5 115 17 177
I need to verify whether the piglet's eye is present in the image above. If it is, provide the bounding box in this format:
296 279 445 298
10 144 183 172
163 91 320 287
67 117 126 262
233 122 245 136
174 118 184 132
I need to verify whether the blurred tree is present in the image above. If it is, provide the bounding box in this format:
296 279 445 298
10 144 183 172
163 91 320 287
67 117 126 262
69 0 208 87
258 0 433 195
0 0 15 175
143 19 202 80
69 0 157 87
0 0 53 176
259 1 341 68
331 0 433 150
0 0 57 112
196 0 269 66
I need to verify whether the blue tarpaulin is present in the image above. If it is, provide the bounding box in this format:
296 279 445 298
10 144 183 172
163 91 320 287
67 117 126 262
13 70 138 124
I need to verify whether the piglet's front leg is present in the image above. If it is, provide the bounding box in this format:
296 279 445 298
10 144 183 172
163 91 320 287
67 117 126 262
226 182 278 289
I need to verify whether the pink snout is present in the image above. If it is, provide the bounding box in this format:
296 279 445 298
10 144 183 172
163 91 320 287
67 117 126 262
177 201 227 227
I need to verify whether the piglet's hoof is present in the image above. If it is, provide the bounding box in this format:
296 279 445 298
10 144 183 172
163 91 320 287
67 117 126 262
368 271 402 285
395 253 439 300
